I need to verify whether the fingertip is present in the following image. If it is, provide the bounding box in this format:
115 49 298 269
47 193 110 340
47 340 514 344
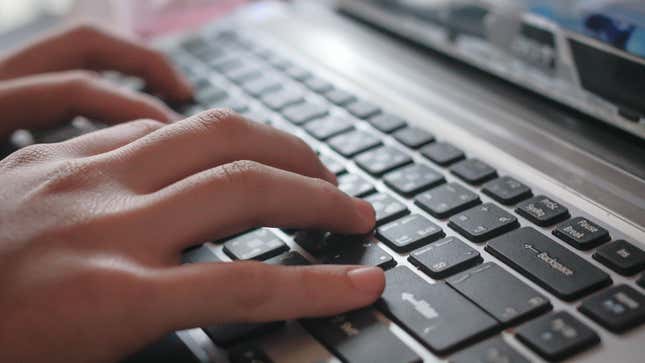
353 199 376 233
324 168 338 185
171 72 194 102
177 80 194 101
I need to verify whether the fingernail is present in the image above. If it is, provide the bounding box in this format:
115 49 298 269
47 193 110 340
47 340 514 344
354 199 375 231
348 267 385 295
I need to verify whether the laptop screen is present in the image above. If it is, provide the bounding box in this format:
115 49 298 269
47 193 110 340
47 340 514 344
339 0 645 139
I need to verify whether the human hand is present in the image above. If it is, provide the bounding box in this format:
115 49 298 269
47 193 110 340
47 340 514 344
0 24 193 139
0 110 381 363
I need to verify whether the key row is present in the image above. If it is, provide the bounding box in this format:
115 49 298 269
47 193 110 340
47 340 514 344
184 226 645 362
216 34 645 281
182 27 645 288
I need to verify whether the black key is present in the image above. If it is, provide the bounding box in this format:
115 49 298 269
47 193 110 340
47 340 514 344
223 65 263 84
242 110 272 125
450 336 530 363
177 103 205 117
393 127 434 149
210 56 245 73
516 311 600 362
364 193 409 226
486 227 612 301
579 284 645 333
450 158 497 185
282 102 329 125
107 74 145 92
639 275 645 290
448 262 552 326
482 176 532 205
228 344 273 363
181 35 207 52
346 100 382 119
253 47 275 60
182 245 222 264
191 76 212 92
448 203 519 243
284 65 312 81
354 146 412 176
384 164 445 197
414 183 481 219
378 267 499 354
338 173 375 198
122 332 200 363
516 196 570 227
593 239 645 276
553 217 610 250
264 251 310 266
294 231 342 257
368 113 407 133
241 75 283 97
188 45 226 61
420 142 465 166
377 214 444 252
304 76 334 93
302 308 422 363
325 89 357 106
212 96 250 113
304 116 353 140
260 87 304 110
195 85 228 104
267 56 292 71
320 154 346 175
408 236 482 279
204 323 282 347
320 238 396 270
328 130 382 157
223 229 288 261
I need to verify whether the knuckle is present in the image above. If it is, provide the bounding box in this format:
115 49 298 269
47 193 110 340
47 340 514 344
218 160 264 188
229 263 274 314
192 108 247 136
1 144 56 169
65 70 99 91
38 158 97 194
70 262 148 316
129 119 165 133
296 267 324 302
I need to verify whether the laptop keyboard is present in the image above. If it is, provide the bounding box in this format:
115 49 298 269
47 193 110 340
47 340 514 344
24 27 645 363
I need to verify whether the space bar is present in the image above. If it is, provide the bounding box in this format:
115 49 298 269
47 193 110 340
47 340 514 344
301 308 421 363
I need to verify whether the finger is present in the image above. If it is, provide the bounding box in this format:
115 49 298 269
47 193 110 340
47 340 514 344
140 160 375 249
61 119 165 156
0 71 178 137
0 24 192 101
149 262 385 329
110 109 336 192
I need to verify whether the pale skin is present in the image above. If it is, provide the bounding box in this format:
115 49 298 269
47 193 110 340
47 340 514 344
0 25 383 363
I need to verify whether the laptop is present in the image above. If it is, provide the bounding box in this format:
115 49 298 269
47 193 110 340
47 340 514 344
15 1 645 362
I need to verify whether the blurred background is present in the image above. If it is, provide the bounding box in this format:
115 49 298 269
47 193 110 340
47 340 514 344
0 0 250 50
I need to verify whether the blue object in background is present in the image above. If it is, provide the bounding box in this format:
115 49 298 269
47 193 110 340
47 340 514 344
584 13 635 50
